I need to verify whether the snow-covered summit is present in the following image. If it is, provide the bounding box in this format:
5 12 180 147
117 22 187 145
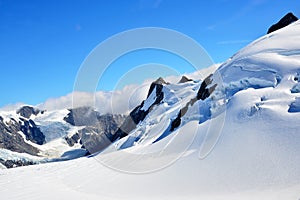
1 16 300 200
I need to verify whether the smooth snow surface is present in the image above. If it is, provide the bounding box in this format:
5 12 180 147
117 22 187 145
1 21 300 199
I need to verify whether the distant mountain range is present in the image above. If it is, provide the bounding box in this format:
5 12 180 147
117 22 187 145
0 12 299 171
0 105 126 168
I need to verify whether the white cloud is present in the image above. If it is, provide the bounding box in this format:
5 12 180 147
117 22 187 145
0 82 152 114
0 102 26 112
1 66 219 114
37 82 151 115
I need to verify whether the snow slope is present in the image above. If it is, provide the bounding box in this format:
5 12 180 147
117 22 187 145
1 21 300 200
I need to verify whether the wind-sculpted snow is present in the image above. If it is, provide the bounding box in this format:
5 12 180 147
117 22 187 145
288 97 300 113
1 17 300 200
103 18 300 161
99 19 300 177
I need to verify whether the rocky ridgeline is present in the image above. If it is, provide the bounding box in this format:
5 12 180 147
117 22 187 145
267 12 298 34
64 107 126 154
0 105 127 168
1 12 298 169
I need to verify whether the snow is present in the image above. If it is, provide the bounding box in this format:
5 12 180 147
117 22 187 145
0 148 46 165
140 87 157 111
0 110 20 124
288 97 300 112
1 20 300 200
0 108 84 159
0 162 6 169
33 109 83 143
36 137 83 158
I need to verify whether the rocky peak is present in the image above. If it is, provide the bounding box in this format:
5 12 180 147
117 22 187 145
170 74 217 132
111 78 167 142
19 118 45 145
0 118 40 155
64 110 126 154
147 77 168 98
178 76 193 83
64 106 101 126
197 74 217 100
16 106 41 119
267 12 298 34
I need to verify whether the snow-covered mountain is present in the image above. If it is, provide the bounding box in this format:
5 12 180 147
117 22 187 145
1 14 300 199
0 106 126 168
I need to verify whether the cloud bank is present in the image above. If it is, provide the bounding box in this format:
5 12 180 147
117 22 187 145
38 82 151 114
0 66 219 114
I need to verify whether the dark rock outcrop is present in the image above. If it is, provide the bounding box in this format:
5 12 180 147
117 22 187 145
267 12 298 34
0 117 40 155
64 106 100 126
78 127 113 154
178 76 193 83
65 132 81 147
147 77 168 98
20 118 45 145
171 74 217 131
0 105 126 165
17 106 41 119
64 112 126 154
197 74 217 100
0 105 45 156
0 158 37 169
111 77 167 141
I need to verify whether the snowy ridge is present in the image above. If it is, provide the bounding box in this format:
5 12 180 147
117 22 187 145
1 19 300 199
108 79 200 151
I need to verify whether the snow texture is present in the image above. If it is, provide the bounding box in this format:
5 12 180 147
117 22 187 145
1 20 300 200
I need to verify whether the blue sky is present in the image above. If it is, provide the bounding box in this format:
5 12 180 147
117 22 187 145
0 0 299 107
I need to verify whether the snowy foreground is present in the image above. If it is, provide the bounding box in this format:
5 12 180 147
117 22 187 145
1 21 300 199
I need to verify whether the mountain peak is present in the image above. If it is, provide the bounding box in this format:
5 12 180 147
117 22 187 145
153 77 168 85
178 75 193 83
267 12 298 34
16 106 41 119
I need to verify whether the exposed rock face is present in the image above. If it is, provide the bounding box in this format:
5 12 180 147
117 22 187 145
64 110 126 154
79 113 126 153
197 74 217 100
0 73 218 161
17 106 41 119
147 77 168 97
65 133 81 147
20 118 45 145
267 12 298 34
0 158 36 168
171 74 217 131
78 127 112 154
111 77 166 141
0 104 127 164
0 117 40 156
0 105 45 157
64 106 100 126
178 76 193 83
